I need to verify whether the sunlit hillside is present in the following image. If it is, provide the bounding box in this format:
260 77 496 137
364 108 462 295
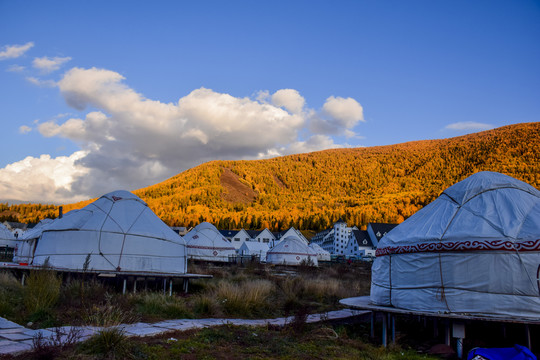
3 122 539 231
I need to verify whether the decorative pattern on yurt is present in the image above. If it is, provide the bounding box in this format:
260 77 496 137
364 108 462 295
371 171 540 317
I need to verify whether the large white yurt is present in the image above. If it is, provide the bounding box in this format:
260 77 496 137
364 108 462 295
13 218 54 264
32 190 187 274
309 242 331 262
0 223 17 249
266 236 318 266
371 171 540 318
239 241 269 261
184 222 236 262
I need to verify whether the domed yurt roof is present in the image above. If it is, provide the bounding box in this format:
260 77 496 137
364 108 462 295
32 190 187 274
184 222 236 262
309 242 331 262
371 171 540 317
267 236 318 266
0 223 16 248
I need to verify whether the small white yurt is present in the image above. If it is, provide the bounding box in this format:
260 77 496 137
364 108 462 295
184 222 236 262
0 223 17 248
309 242 331 262
13 218 54 264
239 241 269 261
266 236 318 266
32 190 187 274
0 223 17 260
371 171 540 318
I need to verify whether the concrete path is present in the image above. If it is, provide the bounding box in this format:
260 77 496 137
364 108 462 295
0 309 369 355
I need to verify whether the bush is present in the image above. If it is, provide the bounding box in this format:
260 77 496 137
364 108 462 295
192 294 221 317
24 269 61 314
214 279 273 316
84 293 136 327
0 271 23 319
79 327 133 358
135 292 192 320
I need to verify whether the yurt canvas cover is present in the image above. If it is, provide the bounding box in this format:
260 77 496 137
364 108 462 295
309 242 331 262
371 172 540 317
266 236 318 266
13 218 54 264
239 241 269 260
33 191 187 274
185 222 236 262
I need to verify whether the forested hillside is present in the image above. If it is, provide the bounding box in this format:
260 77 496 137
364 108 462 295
3 122 539 231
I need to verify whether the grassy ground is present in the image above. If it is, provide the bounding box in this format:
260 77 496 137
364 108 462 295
0 261 372 329
0 321 441 360
0 261 442 359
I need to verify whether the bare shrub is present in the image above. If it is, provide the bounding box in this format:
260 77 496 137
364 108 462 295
31 326 82 359
84 293 136 327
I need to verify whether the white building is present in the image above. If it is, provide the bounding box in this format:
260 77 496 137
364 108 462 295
311 219 357 255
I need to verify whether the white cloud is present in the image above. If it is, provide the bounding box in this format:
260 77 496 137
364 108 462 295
284 135 341 154
444 122 495 131
19 125 32 134
0 42 34 60
33 56 72 73
309 96 365 135
7 64 25 72
271 89 305 114
0 152 89 203
323 96 364 127
26 76 57 87
1 66 365 202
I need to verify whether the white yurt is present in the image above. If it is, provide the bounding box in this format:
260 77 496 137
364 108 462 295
32 190 187 274
184 222 236 262
13 218 54 264
266 236 318 266
239 241 269 261
309 242 331 262
0 223 17 248
371 171 540 317
0 223 17 260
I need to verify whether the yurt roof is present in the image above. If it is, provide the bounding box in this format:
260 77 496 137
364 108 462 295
43 190 183 243
240 241 269 252
21 218 54 240
377 171 540 255
309 242 330 254
185 222 235 249
269 236 316 255
0 223 16 240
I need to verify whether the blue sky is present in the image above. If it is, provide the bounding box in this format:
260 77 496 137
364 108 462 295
0 0 539 203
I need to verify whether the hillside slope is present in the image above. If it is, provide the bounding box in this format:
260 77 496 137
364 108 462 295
4 122 539 231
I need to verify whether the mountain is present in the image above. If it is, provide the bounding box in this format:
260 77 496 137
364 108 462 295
3 122 539 231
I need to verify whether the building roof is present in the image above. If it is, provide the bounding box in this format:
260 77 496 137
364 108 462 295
219 230 239 238
368 223 398 241
246 230 261 238
352 229 374 247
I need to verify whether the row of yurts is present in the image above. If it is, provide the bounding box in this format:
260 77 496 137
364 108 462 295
0 192 326 273
1 170 539 318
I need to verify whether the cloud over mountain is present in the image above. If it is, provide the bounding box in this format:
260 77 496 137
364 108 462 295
1 66 364 203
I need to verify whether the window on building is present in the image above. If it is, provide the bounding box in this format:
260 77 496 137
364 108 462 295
234 238 240 241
